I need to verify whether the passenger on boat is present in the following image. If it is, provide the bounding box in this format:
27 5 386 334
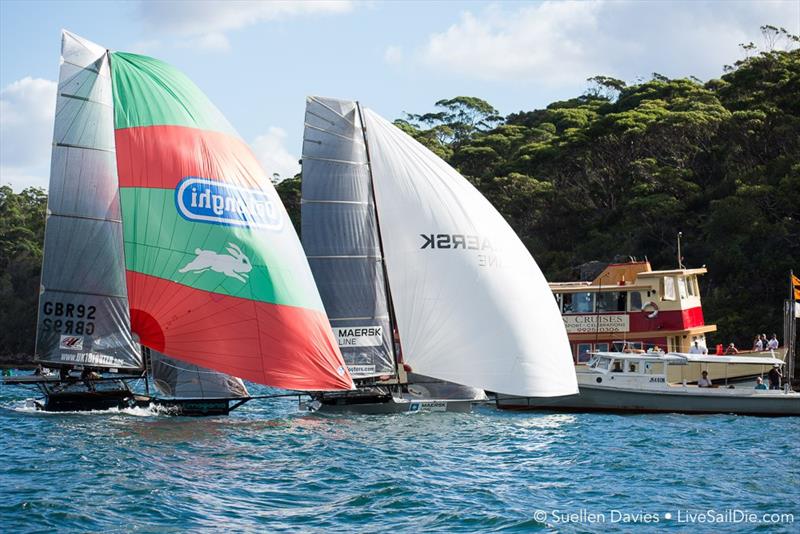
697 371 713 388
689 341 707 355
767 334 779 350
753 336 763 352
767 365 783 390
724 343 739 355
59 365 73 381
755 377 767 390
612 361 623 372
80 367 101 391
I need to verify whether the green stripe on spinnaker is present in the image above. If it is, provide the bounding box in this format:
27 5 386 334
110 51 237 134
120 187 322 310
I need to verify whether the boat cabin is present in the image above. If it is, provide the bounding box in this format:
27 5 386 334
550 261 717 363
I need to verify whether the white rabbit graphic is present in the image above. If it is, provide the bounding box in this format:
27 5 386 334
179 242 252 283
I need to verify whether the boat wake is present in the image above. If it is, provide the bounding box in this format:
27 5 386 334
4 399 172 417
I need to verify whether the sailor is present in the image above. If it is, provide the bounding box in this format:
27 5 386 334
724 343 739 355
754 377 767 390
33 364 45 376
81 367 101 391
753 336 763 352
767 365 782 390
59 365 73 381
697 371 713 388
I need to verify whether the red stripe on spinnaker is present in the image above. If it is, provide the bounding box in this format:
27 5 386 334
115 125 265 190
126 270 353 391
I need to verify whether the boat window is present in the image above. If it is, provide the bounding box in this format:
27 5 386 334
627 361 640 373
596 343 609 352
629 341 643 351
611 360 623 372
576 343 592 363
686 276 696 296
597 291 626 312
629 291 642 311
596 357 611 370
645 362 664 375
563 292 594 314
662 277 676 301
678 277 688 299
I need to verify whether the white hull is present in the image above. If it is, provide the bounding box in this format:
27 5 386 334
497 386 800 416
304 391 475 414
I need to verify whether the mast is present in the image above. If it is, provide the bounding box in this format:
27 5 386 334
355 102 402 382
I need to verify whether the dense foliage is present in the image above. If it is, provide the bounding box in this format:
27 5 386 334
1 30 797 357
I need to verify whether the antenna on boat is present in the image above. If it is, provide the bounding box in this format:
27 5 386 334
676 232 684 269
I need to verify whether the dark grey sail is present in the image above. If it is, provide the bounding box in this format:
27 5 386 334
150 350 248 399
34 31 142 371
301 97 395 378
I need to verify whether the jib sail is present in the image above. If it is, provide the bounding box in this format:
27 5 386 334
150 349 249 399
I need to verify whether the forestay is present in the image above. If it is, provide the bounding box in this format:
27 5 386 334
301 97 395 378
362 108 578 397
35 31 142 371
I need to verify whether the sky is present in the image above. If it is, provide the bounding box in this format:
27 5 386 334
1 0 798 190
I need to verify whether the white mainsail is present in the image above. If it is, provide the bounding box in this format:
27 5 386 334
362 107 578 397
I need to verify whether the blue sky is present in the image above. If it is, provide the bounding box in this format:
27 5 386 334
1 0 798 190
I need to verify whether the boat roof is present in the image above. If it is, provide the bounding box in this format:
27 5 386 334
593 351 784 366
669 353 784 366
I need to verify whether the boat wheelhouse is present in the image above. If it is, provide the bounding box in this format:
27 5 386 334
550 260 716 363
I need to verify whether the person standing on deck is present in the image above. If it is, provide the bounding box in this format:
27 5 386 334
767 365 782 390
689 341 707 354
753 336 763 352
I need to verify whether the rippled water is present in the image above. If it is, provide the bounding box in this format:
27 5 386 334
1 382 798 533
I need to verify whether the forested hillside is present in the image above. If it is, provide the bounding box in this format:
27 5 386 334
1 29 797 358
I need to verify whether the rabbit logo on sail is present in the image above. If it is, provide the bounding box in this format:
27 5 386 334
175 177 282 229
179 243 252 282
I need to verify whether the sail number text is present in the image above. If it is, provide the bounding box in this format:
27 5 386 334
41 301 96 335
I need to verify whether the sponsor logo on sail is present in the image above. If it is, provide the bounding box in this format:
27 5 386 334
179 242 252 283
175 177 282 230
419 233 507 268
333 326 383 347
59 335 84 351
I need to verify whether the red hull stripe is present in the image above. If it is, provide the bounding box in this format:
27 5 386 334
115 125 265 190
127 270 352 391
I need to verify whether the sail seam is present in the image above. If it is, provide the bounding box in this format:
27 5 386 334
308 255 383 259
61 59 104 76
330 316 391 321
44 287 128 299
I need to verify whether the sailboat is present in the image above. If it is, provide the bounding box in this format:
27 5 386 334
300 97 578 413
3 32 353 414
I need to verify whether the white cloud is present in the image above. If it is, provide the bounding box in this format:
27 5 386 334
0 77 57 190
419 0 800 87
139 0 353 50
250 127 301 182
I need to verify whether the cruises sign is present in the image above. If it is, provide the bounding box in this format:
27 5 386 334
563 314 629 333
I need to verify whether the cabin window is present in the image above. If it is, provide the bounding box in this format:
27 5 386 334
645 362 664 375
596 343 609 352
686 276 696 296
611 360 623 372
596 357 611 370
576 343 592 363
563 292 594 314
630 341 643 351
627 361 640 373
629 291 642 311
662 277 676 300
597 291 626 312
678 277 688 299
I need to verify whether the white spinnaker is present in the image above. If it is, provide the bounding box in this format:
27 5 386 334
362 108 577 397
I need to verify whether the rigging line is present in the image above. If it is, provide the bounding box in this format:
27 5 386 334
300 155 368 166
307 97 358 127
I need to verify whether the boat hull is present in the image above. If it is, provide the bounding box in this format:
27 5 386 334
306 391 474 414
40 390 146 412
496 386 800 416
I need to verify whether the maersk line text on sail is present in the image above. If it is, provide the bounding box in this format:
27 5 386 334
419 233 507 267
